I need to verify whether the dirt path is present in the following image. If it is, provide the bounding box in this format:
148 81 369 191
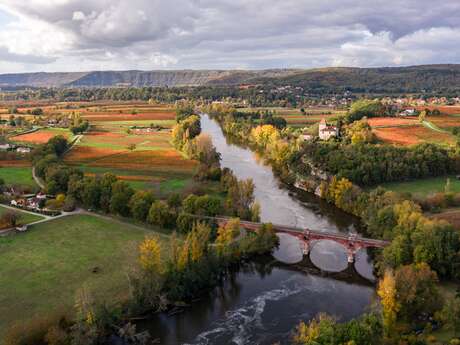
31 166 45 190
422 120 447 133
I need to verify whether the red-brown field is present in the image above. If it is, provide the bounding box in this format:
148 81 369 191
416 105 460 115
427 115 460 129
82 112 174 122
367 117 418 127
0 160 31 167
373 125 455 146
89 150 196 173
64 146 125 163
11 128 72 144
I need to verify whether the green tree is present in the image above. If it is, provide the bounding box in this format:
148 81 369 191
129 191 155 222
148 201 171 227
346 99 386 123
109 181 134 216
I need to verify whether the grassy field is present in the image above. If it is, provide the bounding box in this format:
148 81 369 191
380 175 460 196
0 205 44 225
0 214 169 336
0 166 37 188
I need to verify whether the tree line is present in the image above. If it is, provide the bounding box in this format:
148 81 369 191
298 141 458 186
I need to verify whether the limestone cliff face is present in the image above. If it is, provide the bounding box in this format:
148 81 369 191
0 69 298 88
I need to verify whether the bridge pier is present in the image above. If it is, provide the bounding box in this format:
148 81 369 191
347 250 355 263
300 240 310 255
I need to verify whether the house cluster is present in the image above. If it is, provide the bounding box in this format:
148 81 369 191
9 191 48 210
0 143 31 153
129 125 165 134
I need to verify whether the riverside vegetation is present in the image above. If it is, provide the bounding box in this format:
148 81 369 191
3 104 278 344
203 101 460 344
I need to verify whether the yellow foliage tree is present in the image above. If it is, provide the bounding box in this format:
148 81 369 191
216 218 240 257
250 125 279 148
139 237 162 274
377 270 400 338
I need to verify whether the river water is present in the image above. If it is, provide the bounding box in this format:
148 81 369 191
140 115 376 345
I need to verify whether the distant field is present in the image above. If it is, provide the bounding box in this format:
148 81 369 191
0 166 36 187
0 205 44 225
416 105 460 115
380 175 460 196
428 114 460 129
64 102 197 196
432 209 460 230
11 128 73 145
372 124 455 146
0 214 169 336
367 117 418 127
239 107 344 127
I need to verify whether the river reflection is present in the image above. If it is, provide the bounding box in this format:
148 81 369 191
201 114 374 279
138 115 376 345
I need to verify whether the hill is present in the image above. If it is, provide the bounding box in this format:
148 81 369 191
1 65 460 93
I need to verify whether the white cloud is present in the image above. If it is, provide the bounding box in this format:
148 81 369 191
0 0 459 72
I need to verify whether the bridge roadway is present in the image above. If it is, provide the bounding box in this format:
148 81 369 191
193 215 389 263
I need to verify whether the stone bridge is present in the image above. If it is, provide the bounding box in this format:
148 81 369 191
213 217 389 264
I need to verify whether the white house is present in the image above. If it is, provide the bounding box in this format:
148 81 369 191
0 143 11 151
16 147 31 154
399 109 417 116
318 118 338 140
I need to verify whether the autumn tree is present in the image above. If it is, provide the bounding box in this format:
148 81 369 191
377 270 399 338
345 118 374 144
139 237 162 274
215 218 241 258
148 201 171 227
250 124 279 148
393 263 442 323
226 178 256 220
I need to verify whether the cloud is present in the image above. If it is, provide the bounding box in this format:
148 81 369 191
0 0 459 72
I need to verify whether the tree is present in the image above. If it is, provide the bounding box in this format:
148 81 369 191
393 263 441 323
346 100 386 123
129 191 155 222
0 211 20 228
31 108 44 116
250 125 279 148
81 177 101 209
226 178 256 220
110 181 134 216
436 295 460 336
99 173 117 213
147 201 171 227
377 270 399 338
345 118 374 144
127 143 136 152
175 100 194 122
139 237 162 274
215 218 240 257
418 110 426 123
292 314 335 345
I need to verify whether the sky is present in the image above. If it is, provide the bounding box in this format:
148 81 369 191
0 0 460 73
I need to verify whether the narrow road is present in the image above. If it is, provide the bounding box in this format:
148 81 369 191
422 120 447 133
31 166 45 189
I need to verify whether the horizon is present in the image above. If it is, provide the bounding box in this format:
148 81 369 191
1 1 460 73
1 63 460 75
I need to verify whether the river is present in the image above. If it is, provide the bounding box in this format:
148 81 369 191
140 115 376 345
